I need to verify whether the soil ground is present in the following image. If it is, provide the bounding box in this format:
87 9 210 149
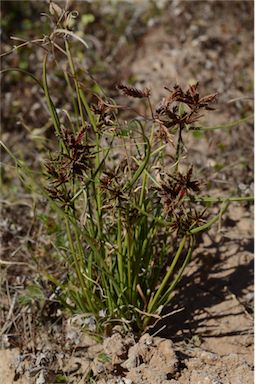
1 1 253 383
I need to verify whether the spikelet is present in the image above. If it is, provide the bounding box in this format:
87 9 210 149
117 83 150 98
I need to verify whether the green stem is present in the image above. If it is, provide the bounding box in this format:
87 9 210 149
175 122 184 172
42 54 66 152
64 215 94 312
188 196 254 203
124 218 132 300
147 235 187 314
201 114 253 131
158 236 194 307
117 206 123 292
190 202 229 234
79 89 103 238
65 40 85 127
143 236 194 328
139 125 154 207
64 71 80 131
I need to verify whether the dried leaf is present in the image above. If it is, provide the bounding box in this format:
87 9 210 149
49 1 63 18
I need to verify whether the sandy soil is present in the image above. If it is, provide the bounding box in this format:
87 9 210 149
1 1 253 383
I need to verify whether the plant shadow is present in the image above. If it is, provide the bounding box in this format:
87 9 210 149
148 232 254 341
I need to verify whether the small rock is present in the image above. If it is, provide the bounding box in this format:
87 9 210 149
35 370 46 384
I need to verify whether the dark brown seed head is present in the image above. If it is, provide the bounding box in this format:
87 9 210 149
117 83 151 98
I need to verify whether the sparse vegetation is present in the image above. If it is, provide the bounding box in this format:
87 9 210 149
1 2 252 335
1 1 253 383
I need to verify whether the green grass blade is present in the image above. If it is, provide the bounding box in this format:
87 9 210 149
123 127 151 192
42 54 63 141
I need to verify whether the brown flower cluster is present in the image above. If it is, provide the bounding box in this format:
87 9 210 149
158 166 208 234
171 208 206 235
100 168 131 208
116 83 151 99
91 98 117 129
45 126 94 208
159 166 200 214
156 83 218 130
61 126 94 179
116 82 217 147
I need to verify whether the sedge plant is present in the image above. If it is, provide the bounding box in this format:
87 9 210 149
1 3 253 334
